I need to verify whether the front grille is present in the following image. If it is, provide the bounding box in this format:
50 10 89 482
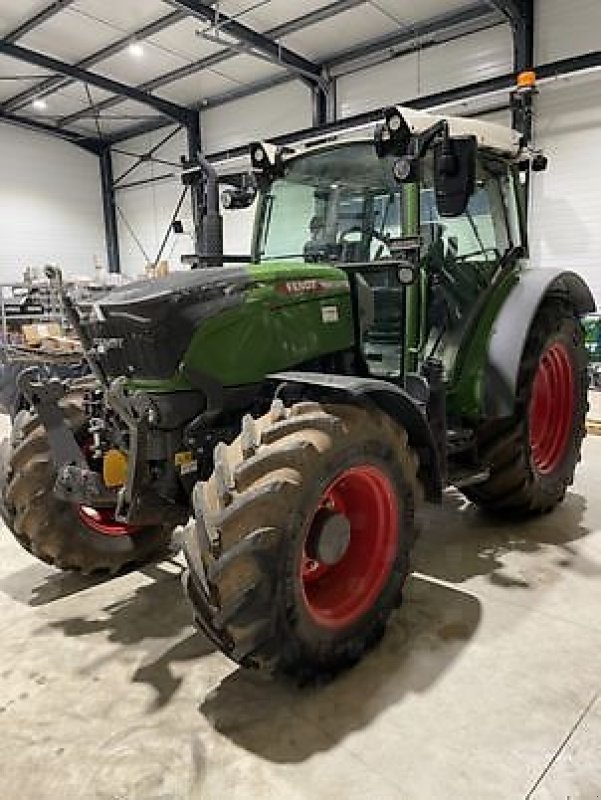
82 315 188 380
76 269 248 382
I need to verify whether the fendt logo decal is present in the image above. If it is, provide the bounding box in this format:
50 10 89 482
275 279 345 296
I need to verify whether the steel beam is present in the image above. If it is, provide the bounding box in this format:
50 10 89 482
60 0 363 127
514 0 534 73
489 0 534 134
113 125 184 186
2 0 77 44
487 0 533 70
312 85 328 126
0 40 190 122
99 148 121 273
3 11 185 112
0 108 102 153
186 112 203 257
486 0 522 23
535 49 601 79
165 0 321 79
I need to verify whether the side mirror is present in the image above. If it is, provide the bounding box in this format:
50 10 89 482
221 183 257 210
434 135 476 217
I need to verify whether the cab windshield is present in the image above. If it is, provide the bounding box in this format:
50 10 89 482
254 141 401 264
253 140 521 268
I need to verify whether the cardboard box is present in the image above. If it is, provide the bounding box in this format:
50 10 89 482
22 322 63 347
21 323 81 353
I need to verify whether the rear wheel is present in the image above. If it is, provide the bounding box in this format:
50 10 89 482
184 400 422 678
464 298 587 515
0 390 175 574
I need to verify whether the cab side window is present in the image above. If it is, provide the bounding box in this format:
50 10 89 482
421 158 519 356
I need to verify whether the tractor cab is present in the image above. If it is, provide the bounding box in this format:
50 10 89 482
241 109 525 387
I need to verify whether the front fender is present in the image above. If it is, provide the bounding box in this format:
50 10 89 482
484 268 595 418
268 371 442 502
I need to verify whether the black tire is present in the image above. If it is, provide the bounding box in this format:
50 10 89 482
184 399 422 679
0 389 175 575
464 298 587 516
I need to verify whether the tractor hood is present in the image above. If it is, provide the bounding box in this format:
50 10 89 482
76 266 252 383
85 266 250 311
76 263 353 388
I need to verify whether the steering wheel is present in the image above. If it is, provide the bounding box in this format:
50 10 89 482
339 226 391 259
452 247 499 262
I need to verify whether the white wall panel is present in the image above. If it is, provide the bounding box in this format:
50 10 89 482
418 26 512 96
337 26 512 118
535 0 601 64
201 81 312 154
529 76 601 302
282 5 398 61
0 124 105 283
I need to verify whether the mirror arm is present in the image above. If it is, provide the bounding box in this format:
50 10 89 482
410 119 449 159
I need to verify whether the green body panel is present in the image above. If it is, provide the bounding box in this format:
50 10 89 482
133 262 354 393
402 183 421 374
129 257 518 420
446 265 521 419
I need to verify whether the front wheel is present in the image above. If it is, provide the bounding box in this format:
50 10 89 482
184 400 422 679
0 390 175 574
464 298 587 515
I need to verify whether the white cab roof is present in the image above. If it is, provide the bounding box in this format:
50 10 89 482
284 105 522 161
395 105 521 158
214 105 522 176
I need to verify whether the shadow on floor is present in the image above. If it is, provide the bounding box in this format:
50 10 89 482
0 559 108 606
199 575 480 762
0 489 592 722
43 563 214 710
415 490 593 588
0 554 184 608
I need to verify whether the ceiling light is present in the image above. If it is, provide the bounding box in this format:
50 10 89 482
128 41 144 58
32 98 47 111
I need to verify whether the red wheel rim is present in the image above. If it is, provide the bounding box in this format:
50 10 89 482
77 506 138 537
528 342 575 474
300 465 399 630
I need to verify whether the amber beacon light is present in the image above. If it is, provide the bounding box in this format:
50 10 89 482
517 70 537 89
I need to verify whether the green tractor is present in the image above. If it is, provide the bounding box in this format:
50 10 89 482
0 105 593 678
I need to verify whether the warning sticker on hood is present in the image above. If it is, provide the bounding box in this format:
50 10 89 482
321 305 339 323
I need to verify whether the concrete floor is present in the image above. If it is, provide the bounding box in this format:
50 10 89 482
1 416 601 800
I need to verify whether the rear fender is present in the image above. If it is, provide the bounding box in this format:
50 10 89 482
268 371 442 502
484 268 595 417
